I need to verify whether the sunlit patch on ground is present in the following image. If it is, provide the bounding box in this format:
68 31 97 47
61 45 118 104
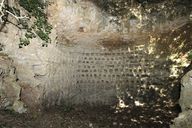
0 103 180 128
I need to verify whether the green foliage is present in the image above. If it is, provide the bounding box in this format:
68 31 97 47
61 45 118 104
18 0 52 47
19 38 30 48
188 51 192 60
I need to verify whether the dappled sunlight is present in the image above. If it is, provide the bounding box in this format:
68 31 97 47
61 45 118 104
0 0 191 128
134 100 145 107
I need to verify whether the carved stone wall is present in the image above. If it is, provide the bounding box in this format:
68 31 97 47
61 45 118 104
0 0 191 108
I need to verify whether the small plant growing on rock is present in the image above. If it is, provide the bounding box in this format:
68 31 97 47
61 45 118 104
188 51 192 60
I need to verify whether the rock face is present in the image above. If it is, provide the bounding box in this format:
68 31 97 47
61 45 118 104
180 70 192 111
0 53 26 113
171 110 192 128
0 53 20 107
171 70 192 128
0 0 191 109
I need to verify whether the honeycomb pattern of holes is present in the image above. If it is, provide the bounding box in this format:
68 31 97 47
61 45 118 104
114 68 118 72
106 80 109 83
94 74 97 77
86 61 89 64
122 56 127 60
97 80 100 83
107 64 114 68
92 80 95 83
85 53 90 56
108 74 112 77
129 56 135 59
89 57 93 60
90 74 93 77
126 59 130 62
131 80 134 83
109 69 113 73
136 80 141 84
93 69 97 72
101 80 104 83
115 52 120 55
99 53 103 56
104 53 111 56
114 61 118 64
103 74 106 77
112 74 116 77
111 52 115 56
83 70 89 73
122 74 126 77
94 53 99 56
81 74 85 77
119 56 123 60
103 69 108 73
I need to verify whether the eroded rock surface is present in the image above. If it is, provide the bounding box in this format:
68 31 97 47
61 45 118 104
0 0 191 109
0 53 26 113
171 70 192 128
171 110 192 128
180 70 192 111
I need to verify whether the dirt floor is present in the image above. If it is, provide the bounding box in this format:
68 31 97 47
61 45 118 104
0 103 180 128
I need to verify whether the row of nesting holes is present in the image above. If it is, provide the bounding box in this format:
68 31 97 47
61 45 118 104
77 68 149 74
76 73 149 79
76 79 142 84
78 55 144 61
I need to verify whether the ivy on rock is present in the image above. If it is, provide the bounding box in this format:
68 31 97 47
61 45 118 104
18 0 52 48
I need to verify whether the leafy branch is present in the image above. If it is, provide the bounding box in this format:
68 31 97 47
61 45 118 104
0 0 52 48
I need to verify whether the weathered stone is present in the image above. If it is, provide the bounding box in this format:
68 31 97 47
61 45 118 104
12 100 27 114
180 70 192 111
0 53 26 113
171 70 192 128
20 82 42 110
171 110 192 128
0 0 191 109
3 77 21 103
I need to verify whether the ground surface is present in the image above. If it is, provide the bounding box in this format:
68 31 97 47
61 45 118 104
0 104 180 128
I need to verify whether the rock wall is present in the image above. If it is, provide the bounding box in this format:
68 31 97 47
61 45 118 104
0 53 26 113
171 70 192 128
0 0 191 109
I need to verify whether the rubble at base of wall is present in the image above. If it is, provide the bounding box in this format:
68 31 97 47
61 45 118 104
0 53 26 113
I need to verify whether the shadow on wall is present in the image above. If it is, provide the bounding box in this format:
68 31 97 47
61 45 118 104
43 0 192 109
42 21 192 111
122 22 192 109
